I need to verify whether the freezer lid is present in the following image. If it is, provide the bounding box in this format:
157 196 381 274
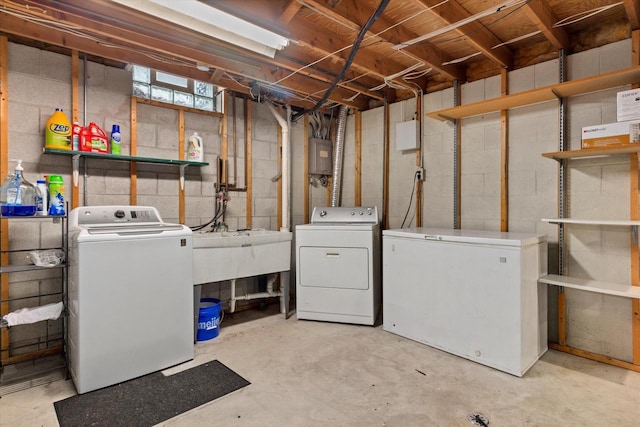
383 227 546 246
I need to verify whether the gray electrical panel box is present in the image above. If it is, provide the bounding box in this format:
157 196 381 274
309 138 332 175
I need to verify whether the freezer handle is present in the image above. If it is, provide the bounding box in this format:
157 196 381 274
325 252 341 258
423 235 441 240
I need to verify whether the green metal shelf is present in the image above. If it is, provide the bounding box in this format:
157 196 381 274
43 148 209 166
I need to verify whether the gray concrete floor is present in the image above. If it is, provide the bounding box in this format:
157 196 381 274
2 304 640 426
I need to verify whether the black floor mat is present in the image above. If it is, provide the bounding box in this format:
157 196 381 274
54 360 250 427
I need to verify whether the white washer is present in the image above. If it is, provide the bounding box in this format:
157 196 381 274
295 206 380 325
68 206 194 394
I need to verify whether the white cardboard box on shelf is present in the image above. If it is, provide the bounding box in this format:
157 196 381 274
581 120 640 149
617 88 640 122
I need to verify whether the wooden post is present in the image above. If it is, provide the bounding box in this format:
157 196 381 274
221 91 228 185
304 114 310 222
71 51 80 209
0 36 9 362
631 29 640 366
178 110 185 224
245 99 252 229
384 101 390 229
355 110 362 207
415 97 423 227
277 114 283 230
500 69 509 232
130 97 137 205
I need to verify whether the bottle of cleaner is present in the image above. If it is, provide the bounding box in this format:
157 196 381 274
88 122 109 153
110 124 121 155
36 179 48 216
45 108 71 150
1 160 37 216
79 126 92 152
47 175 65 216
71 122 83 151
187 132 204 162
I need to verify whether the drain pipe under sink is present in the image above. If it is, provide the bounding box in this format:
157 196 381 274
227 103 290 315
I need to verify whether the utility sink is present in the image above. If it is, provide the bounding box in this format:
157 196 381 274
192 229 292 284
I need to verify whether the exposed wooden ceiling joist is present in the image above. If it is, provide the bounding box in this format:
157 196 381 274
523 0 570 51
0 0 633 110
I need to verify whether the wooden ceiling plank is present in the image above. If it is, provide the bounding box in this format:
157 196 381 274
0 11 368 110
280 0 304 24
298 0 465 82
624 0 640 29
523 0 570 50
415 0 513 69
3 1 376 104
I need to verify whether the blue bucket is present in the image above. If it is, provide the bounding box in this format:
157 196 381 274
197 298 222 342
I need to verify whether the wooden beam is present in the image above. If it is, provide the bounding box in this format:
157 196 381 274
304 114 310 223
523 0 570 51
549 343 640 372
500 69 508 232
0 36 9 362
625 0 640 29
0 5 369 110
245 99 253 229
297 0 466 81
130 97 137 205
631 29 640 366
355 111 362 207
178 110 185 224
280 0 303 24
416 0 513 69
384 101 390 230
416 97 423 227
71 50 80 209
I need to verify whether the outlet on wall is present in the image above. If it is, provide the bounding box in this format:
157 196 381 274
416 166 425 181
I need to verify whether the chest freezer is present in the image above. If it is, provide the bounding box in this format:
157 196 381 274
383 228 548 377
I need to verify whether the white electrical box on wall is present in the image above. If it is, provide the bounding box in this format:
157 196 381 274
395 120 419 151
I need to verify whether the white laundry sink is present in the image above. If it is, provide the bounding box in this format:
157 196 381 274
192 229 292 284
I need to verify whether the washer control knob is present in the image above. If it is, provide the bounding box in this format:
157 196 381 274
351 211 355 215
114 210 125 219
359 211 364 215
319 210 327 217
368 211 372 215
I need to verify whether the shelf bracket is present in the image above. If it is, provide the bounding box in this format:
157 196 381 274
179 164 186 191
633 225 638 246
72 154 80 188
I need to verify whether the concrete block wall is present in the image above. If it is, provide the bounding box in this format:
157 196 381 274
420 38 635 361
4 43 282 342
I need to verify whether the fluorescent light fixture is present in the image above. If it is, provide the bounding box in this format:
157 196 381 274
110 0 289 58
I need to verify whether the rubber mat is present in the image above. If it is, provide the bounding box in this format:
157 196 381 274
54 360 250 427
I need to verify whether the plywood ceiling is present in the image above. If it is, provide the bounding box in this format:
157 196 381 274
0 0 637 112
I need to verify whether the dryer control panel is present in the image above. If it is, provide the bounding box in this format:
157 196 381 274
310 206 378 224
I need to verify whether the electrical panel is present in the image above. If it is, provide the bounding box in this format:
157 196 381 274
309 138 332 175
395 120 419 151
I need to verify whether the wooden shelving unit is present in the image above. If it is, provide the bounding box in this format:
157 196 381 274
542 145 640 161
427 66 640 121
539 274 640 299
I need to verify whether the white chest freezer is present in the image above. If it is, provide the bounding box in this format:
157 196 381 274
383 228 548 377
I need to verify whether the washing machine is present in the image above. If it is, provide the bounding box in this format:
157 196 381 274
68 206 194 394
295 206 380 325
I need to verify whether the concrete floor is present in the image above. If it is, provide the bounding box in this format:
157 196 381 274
2 305 640 427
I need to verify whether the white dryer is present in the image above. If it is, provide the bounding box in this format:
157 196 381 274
68 206 194 394
295 206 380 325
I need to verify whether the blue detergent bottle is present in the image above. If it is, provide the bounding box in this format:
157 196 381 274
1 160 37 216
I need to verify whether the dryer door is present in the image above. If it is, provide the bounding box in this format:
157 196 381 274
298 246 369 290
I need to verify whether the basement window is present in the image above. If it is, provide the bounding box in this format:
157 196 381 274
131 65 223 113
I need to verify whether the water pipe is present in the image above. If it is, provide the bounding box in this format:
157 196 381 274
267 103 291 232
228 274 284 314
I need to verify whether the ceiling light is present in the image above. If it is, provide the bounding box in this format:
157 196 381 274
110 0 290 58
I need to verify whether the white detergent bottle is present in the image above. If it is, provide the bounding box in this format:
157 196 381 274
187 132 204 162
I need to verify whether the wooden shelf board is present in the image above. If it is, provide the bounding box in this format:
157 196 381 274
539 274 640 299
541 218 640 226
426 66 640 121
542 145 640 160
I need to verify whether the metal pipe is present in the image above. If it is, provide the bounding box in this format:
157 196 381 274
330 105 348 207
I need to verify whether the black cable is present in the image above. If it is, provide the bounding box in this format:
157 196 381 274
291 0 391 121
401 171 419 229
